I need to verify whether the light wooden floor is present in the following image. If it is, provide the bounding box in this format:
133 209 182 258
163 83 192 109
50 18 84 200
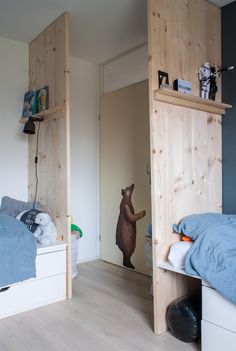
0 260 199 351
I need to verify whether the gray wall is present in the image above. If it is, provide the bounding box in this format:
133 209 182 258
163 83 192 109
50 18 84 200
222 2 236 214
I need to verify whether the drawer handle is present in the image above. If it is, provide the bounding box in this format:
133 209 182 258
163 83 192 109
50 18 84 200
0 286 10 293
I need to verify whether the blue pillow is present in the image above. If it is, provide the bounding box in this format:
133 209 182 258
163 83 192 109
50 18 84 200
0 196 41 218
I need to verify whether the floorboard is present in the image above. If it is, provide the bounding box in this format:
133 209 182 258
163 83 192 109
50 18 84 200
0 260 200 351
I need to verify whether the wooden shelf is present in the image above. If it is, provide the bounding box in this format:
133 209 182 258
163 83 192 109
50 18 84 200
157 261 202 280
20 106 65 124
153 88 232 115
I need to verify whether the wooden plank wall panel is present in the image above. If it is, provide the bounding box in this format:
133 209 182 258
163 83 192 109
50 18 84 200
152 103 211 332
29 119 68 238
207 114 222 212
170 0 190 82
189 0 206 95
28 13 71 297
149 0 191 90
149 0 221 96
28 13 70 234
206 2 222 101
148 0 221 334
55 15 67 108
44 25 56 109
29 15 67 108
152 105 210 256
206 2 221 69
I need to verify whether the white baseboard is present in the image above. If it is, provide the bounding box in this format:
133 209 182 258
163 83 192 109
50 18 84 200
77 256 100 264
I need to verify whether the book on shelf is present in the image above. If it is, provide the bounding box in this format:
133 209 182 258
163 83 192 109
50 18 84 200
36 86 49 113
22 89 37 118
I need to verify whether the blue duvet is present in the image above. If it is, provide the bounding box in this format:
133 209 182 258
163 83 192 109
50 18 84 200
173 213 236 304
0 215 36 288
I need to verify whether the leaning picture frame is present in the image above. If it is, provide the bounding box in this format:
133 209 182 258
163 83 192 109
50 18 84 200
158 70 169 88
36 86 49 113
22 89 37 118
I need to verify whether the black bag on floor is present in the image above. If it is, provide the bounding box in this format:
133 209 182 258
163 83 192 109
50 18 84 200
166 295 201 343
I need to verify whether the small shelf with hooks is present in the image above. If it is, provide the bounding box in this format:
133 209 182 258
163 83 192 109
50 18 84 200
20 106 65 124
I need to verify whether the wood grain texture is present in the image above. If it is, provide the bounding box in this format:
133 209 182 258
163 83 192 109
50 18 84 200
148 0 222 335
188 0 206 95
29 13 68 108
0 261 199 351
206 2 222 102
28 13 71 298
149 0 221 96
207 114 222 212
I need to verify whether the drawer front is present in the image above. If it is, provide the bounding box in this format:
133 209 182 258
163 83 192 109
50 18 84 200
202 285 236 333
0 274 66 319
36 250 66 279
202 320 236 351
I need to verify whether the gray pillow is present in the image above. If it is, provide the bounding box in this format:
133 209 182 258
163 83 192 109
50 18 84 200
0 196 41 218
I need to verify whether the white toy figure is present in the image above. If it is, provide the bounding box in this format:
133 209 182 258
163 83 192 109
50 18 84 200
34 213 57 245
198 62 211 99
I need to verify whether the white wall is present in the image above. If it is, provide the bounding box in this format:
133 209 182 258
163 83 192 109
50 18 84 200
0 37 28 202
70 57 100 262
103 44 148 93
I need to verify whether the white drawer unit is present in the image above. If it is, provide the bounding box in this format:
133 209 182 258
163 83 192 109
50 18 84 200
0 241 67 319
0 274 66 319
202 320 236 351
202 284 236 351
202 285 236 333
35 248 67 280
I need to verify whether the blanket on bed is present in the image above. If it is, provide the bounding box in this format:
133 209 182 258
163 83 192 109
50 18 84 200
173 213 236 304
0 215 36 288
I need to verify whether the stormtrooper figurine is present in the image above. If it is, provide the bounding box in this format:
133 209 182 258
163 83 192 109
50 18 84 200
198 62 211 99
199 63 234 100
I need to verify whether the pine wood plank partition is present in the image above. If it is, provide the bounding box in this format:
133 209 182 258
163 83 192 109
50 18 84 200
148 0 223 334
27 13 72 298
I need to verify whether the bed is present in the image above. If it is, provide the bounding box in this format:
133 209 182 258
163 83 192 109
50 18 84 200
172 213 236 350
0 197 67 319
0 215 36 288
173 212 236 304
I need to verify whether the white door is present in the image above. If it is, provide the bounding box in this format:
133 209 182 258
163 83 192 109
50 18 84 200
100 80 151 275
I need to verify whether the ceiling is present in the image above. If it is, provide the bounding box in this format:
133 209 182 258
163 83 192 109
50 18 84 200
0 0 147 64
0 0 234 64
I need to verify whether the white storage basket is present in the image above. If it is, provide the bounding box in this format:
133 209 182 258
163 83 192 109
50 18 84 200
71 235 79 278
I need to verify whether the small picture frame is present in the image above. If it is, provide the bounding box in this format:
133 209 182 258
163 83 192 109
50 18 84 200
22 89 37 118
36 86 49 113
158 70 169 88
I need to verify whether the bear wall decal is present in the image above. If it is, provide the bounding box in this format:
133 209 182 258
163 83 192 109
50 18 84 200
116 184 146 269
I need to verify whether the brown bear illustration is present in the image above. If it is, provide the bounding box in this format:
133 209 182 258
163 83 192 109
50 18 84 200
116 184 146 269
